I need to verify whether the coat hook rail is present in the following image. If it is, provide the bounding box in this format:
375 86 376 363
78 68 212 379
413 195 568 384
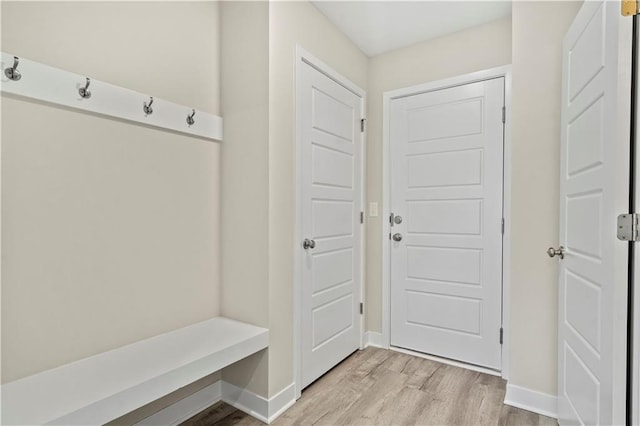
1 51 223 142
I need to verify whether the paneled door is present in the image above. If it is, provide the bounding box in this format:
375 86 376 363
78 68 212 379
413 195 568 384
299 60 363 389
389 78 505 370
556 1 632 425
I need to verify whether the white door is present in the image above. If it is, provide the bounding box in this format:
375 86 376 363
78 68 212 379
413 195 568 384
299 60 363 389
633 14 640 426
389 78 505 370
557 1 632 425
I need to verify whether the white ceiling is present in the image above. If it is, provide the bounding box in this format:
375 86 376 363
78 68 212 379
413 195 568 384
311 1 512 57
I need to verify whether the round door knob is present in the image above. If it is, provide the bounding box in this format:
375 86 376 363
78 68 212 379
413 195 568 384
303 238 316 249
394 215 403 224
392 233 403 242
547 246 565 259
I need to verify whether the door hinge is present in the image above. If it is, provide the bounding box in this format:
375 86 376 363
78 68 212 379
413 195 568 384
360 211 364 224
501 218 505 235
360 118 367 132
617 213 639 241
501 106 506 123
360 302 364 315
622 0 639 16
499 327 504 345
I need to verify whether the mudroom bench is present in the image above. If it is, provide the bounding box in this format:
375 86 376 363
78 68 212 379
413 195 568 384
2 317 268 425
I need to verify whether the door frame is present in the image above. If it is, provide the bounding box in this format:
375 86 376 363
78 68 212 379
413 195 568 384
381 65 513 379
632 14 639 426
293 46 367 399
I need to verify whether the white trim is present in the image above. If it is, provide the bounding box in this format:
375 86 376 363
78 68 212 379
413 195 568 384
382 87 392 350
504 384 557 419
634 232 640 426
364 331 386 348
135 382 222 426
360 95 368 353
221 382 296 424
135 381 295 426
293 45 366 399
265 383 297 423
391 346 501 377
0 51 223 142
629 20 640 425
381 65 513 378
632 19 640 426
221 381 268 423
501 68 513 381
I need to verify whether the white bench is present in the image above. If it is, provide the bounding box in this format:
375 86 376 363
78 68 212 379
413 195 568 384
2 317 268 425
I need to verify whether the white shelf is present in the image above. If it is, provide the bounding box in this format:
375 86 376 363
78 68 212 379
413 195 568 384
1 317 268 425
0 51 223 141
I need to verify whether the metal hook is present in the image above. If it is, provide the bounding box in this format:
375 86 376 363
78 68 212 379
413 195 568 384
186 109 196 126
143 97 154 115
79 77 91 99
4 56 21 81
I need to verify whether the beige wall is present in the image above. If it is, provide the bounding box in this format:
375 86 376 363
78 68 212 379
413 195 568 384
510 1 580 395
365 17 512 333
267 0 368 396
220 0 368 398
1 1 221 385
220 0 270 396
365 4 581 398
1 0 584 415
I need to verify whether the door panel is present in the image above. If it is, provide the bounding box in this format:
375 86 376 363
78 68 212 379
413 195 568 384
300 61 362 389
406 149 483 187
558 1 632 425
390 78 505 370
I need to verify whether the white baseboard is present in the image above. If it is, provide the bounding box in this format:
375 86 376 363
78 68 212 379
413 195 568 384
136 381 222 425
222 381 269 423
364 331 385 348
222 381 296 424
504 384 557 419
136 381 295 425
266 382 296 423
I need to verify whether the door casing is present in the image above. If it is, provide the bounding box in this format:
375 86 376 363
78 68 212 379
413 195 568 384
293 46 367 399
632 14 639 426
381 65 512 379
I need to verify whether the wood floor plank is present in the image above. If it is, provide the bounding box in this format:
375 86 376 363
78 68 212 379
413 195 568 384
499 405 550 426
180 348 558 426
357 385 433 426
183 401 261 426
330 367 409 425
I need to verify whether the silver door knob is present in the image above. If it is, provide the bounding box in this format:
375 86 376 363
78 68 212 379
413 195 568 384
547 246 565 259
392 233 403 242
303 238 316 249
394 215 403 224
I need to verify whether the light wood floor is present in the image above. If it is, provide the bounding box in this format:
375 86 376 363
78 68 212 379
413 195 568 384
181 347 556 426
